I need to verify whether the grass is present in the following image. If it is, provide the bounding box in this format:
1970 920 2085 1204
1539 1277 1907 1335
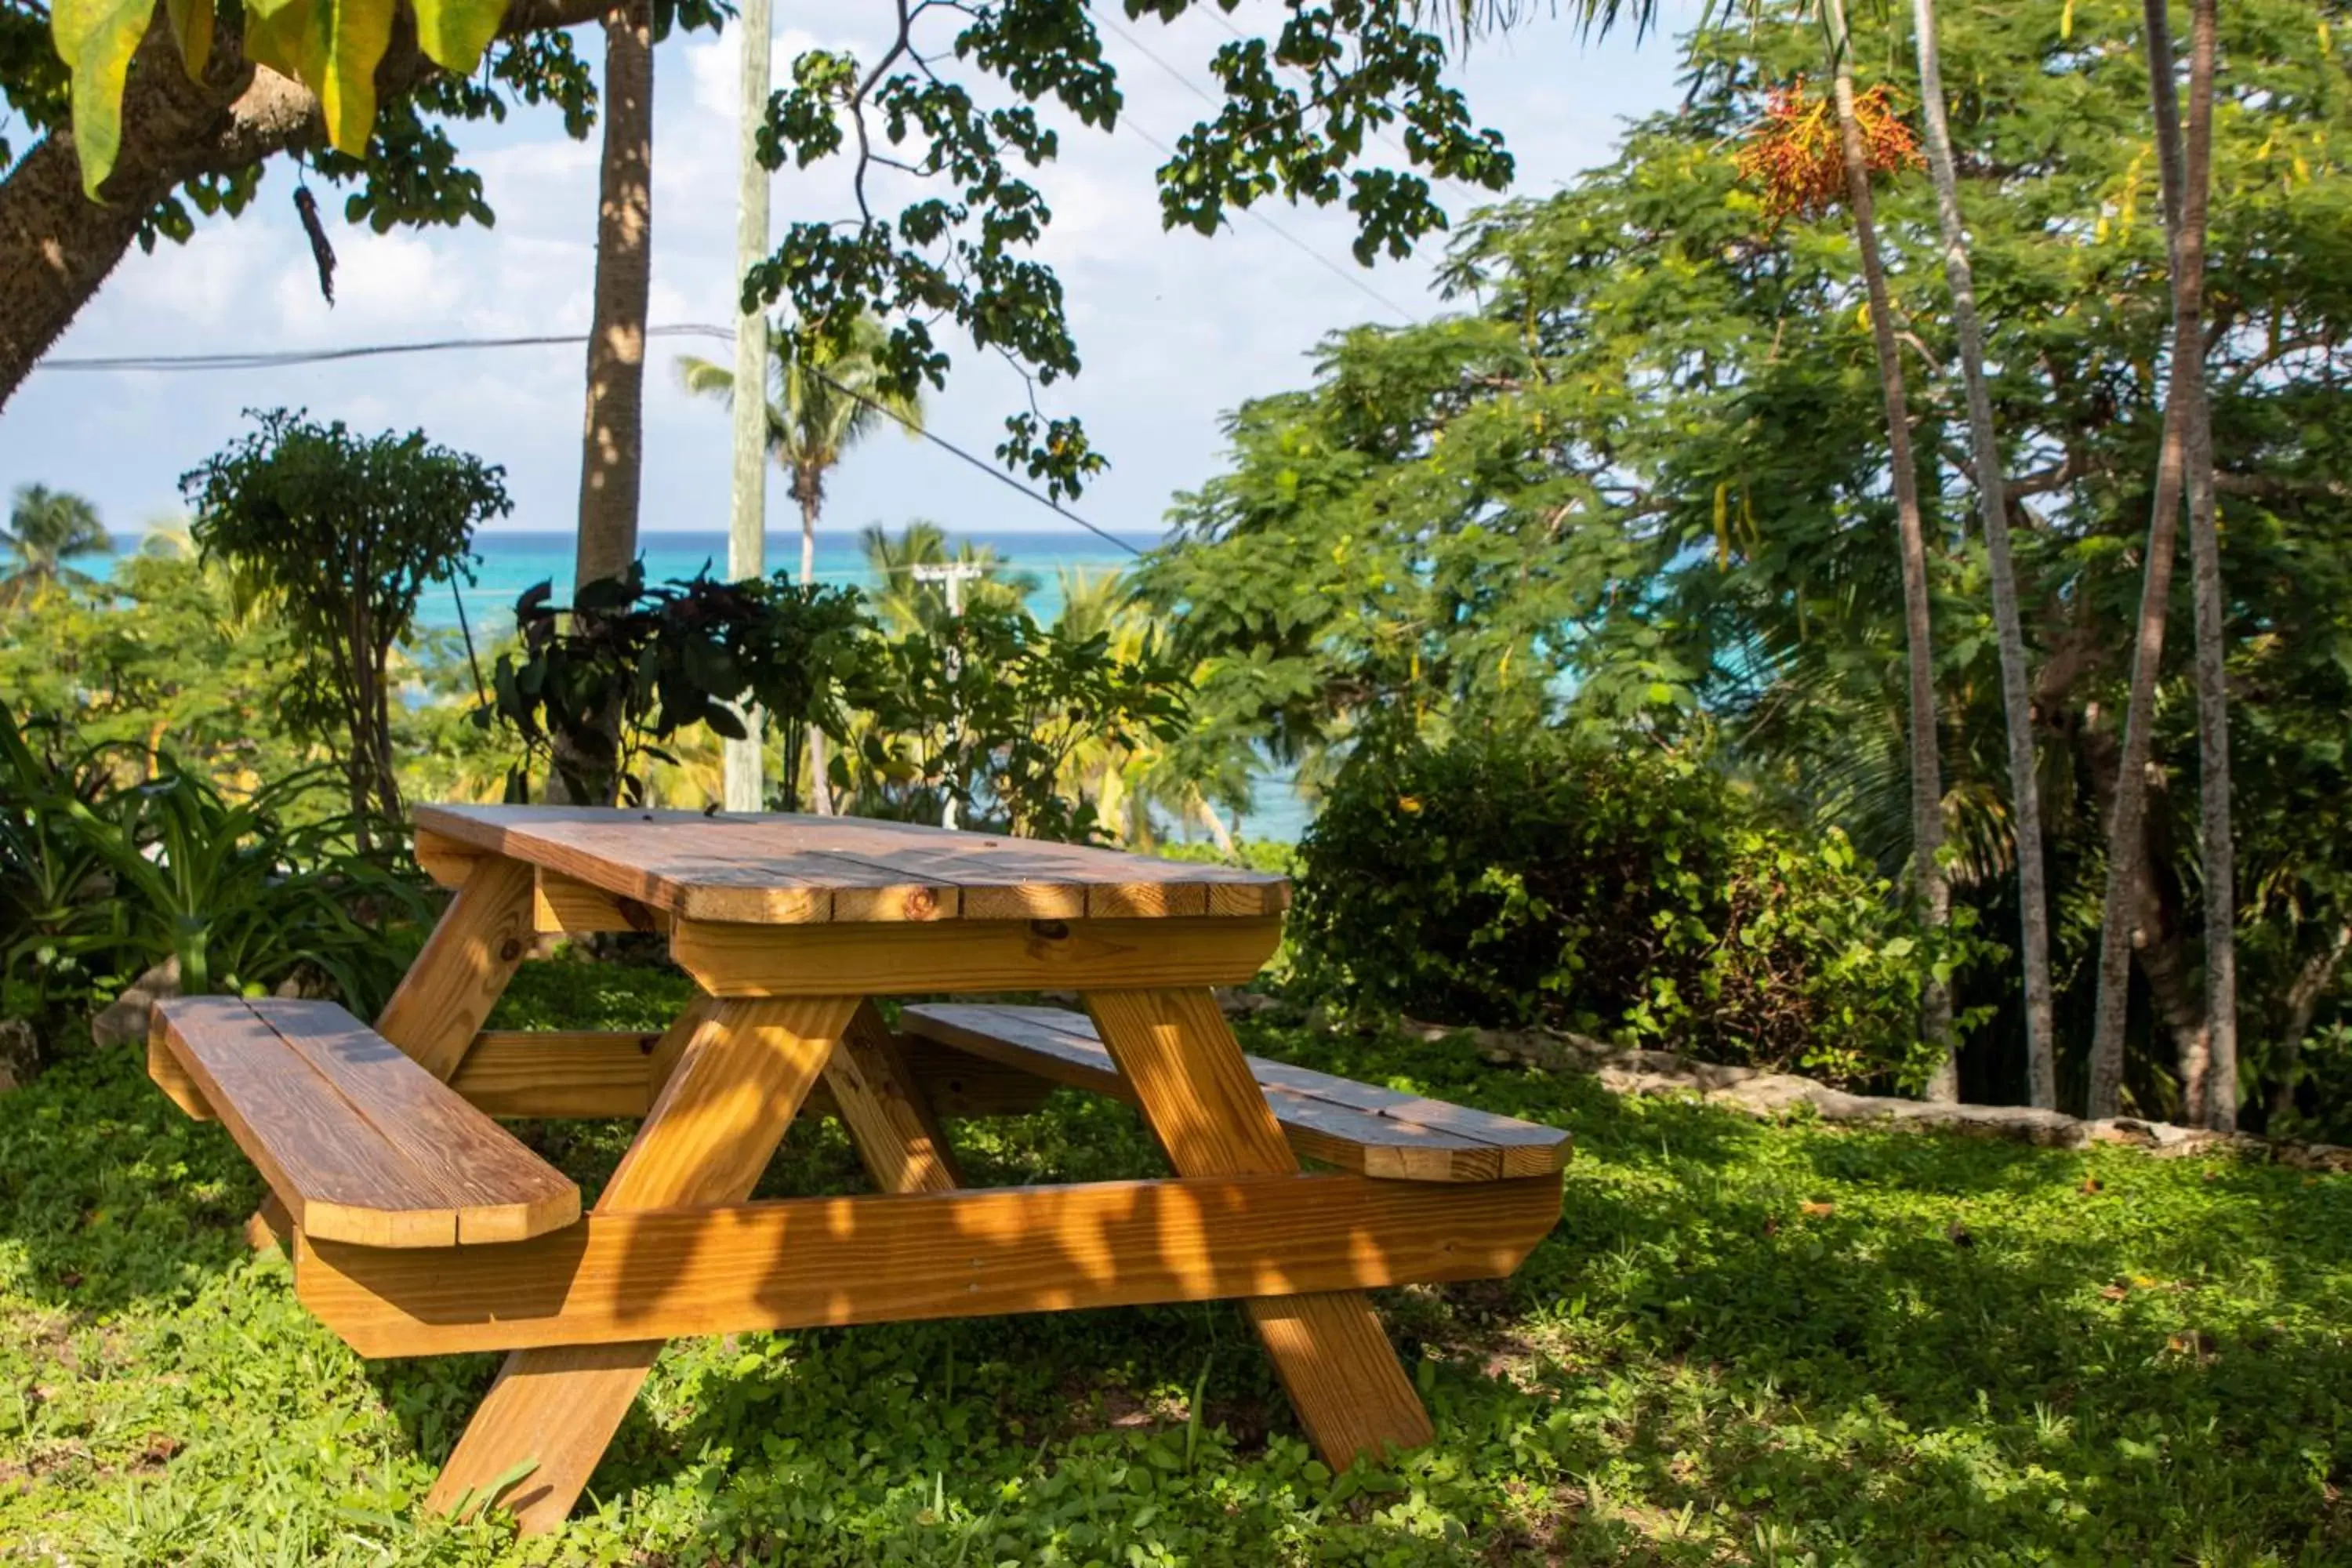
4 959 2351 1564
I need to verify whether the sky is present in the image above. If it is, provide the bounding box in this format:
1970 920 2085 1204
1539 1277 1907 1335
0 2 1695 549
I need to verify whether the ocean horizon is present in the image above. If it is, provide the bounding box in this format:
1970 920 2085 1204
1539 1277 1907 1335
106 523 1311 841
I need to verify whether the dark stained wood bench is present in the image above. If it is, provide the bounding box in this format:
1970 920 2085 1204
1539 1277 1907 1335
900 1004 1570 1183
150 996 579 1247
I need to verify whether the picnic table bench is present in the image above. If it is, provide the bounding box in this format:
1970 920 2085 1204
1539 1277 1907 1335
147 804 1568 1534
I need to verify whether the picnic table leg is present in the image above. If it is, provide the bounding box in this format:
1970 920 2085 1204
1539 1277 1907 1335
826 1002 962 1194
1082 988 1435 1468
423 993 860 1534
376 854 538 1079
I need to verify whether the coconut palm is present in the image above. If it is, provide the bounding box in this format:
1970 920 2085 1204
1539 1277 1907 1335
2 484 111 606
679 311 925 808
858 520 1034 635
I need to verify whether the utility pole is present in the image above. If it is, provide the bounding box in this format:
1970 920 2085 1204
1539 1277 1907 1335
911 561 983 829
720 0 773 812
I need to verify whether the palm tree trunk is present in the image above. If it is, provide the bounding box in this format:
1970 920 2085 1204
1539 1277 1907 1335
1908 0 2056 1109
2087 0 2219 1119
800 486 835 815
554 0 654 806
1824 0 1956 1098
2176 0 2234 1132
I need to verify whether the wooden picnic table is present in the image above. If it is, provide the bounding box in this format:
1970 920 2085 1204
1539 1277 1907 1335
148 804 1566 1534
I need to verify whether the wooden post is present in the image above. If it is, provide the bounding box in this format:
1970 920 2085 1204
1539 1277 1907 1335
1083 988 1434 1466
423 993 858 1534
826 1002 961 1193
376 855 538 1080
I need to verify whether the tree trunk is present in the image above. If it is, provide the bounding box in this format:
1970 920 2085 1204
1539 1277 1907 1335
550 0 655 808
2270 924 2352 1122
2177 0 2235 1132
1909 0 2056 1109
1823 0 1956 1098
800 485 836 815
2087 0 2220 1118
573 0 655 592
0 1 608 412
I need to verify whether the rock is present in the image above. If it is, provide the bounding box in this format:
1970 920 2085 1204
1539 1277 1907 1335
89 956 181 1048
0 1017 35 1092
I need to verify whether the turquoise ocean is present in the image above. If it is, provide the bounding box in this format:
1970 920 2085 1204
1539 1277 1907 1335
414 528 1152 639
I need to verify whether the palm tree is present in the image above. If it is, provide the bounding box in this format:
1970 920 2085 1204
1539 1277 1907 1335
857 520 1033 635
574 0 655 597
1820 0 1957 1097
1907 0 2057 1109
680 312 925 811
2 484 111 604
551 0 656 806
2089 0 2226 1122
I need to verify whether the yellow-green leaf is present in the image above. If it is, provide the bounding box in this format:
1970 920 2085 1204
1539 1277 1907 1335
2060 0 2074 42
243 0 321 85
52 0 156 198
413 0 507 76
316 0 397 154
164 0 210 78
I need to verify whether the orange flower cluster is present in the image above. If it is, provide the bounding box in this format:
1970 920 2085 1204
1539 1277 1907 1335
1735 79 1923 220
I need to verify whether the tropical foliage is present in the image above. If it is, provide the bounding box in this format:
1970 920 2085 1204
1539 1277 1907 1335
0 482 109 607
1292 726 1988 1088
1145 0 2352 1120
0 701 433 1054
180 410 510 837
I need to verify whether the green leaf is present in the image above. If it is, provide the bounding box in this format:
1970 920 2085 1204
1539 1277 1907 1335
241 0 320 86
412 0 506 75
51 0 156 198
164 0 212 78
314 0 398 154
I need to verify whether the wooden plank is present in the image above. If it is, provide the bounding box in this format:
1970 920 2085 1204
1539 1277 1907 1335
533 872 670 935
246 1195 292 1254
903 1005 1570 1181
1083 989 1436 1467
298 1173 1562 1357
671 916 1281 998
413 808 955 924
424 994 856 1535
904 1003 1490 1176
443 1029 1052 1121
158 998 551 1249
147 1016 212 1119
263 1001 578 1243
826 1003 961 1194
448 1031 660 1119
161 996 453 1247
376 854 537 1081
412 829 481 890
408 804 1288 926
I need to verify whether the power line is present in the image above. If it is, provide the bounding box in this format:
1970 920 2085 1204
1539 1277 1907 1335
38 326 1142 555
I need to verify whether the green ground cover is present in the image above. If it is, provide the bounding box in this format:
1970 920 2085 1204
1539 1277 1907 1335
4 962 2350 1565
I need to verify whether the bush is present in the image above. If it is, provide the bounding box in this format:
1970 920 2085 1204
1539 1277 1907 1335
0 702 434 1054
1290 728 1984 1089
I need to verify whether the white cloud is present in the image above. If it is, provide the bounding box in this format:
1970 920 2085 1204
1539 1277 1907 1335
2 5 1690 540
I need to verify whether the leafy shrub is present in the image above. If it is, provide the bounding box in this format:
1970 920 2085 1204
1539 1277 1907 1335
1290 728 1987 1089
0 702 434 1051
478 571 1193 842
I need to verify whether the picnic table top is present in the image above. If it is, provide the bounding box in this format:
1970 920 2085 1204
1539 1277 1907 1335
412 804 1290 926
